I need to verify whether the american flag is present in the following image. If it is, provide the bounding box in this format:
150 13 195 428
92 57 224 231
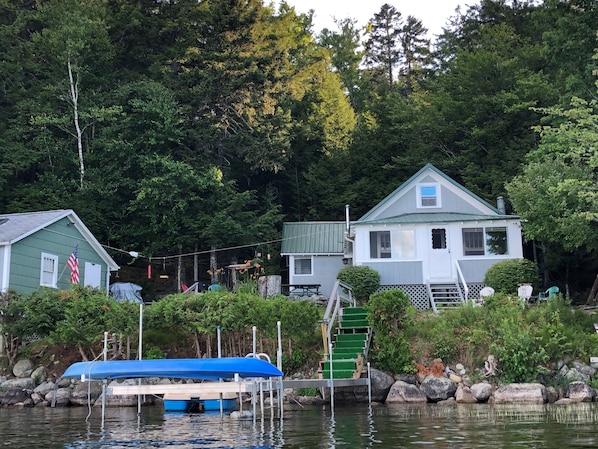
67 245 80 284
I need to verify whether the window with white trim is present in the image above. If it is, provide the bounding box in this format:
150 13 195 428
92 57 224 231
294 257 312 275
40 253 58 288
370 231 391 258
462 227 508 256
417 183 441 208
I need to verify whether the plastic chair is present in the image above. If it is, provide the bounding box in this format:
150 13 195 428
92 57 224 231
538 286 559 302
475 286 495 306
517 284 533 303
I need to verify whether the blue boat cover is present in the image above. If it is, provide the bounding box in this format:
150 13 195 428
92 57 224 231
62 357 283 380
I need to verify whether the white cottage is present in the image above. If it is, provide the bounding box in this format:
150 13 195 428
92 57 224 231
282 164 524 310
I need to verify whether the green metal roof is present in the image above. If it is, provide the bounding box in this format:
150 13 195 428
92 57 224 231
281 222 345 255
356 212 519 226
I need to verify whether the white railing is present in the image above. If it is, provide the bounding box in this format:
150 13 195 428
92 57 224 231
320 280 354 357
455 260 469 303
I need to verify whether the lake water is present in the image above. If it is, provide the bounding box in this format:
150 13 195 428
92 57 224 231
1 402 598 448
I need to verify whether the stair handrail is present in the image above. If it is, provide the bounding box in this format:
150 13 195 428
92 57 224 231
320 280 354 357
455 261 469 303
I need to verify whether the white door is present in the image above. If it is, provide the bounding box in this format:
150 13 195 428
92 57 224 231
428 227 452 279
84 262 102 288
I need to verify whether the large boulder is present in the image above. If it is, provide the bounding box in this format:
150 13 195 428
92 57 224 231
13 359 34 378
70 381 104 406
470 382 493 402
564 368 590 383
333 368 394 403
31 366 47 384
1 377 36 390
34 381 56 397
45 387 72 406
455 385 478 403
0 389 31 406
386 381 428 403
493 383 546 404
567 381 595 402
419 375 457 402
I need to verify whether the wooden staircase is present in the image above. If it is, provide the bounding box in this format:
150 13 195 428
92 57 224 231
319 307 370 380
427 279 465 312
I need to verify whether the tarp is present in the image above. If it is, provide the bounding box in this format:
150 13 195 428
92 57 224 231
109 282 142 303
61 357 283 380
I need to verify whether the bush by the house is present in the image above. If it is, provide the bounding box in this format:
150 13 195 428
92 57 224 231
337 266 380 303
484 258 538 294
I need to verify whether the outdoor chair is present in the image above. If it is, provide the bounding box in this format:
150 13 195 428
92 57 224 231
517 284 533 303
476 286 495 306
538 286 559 302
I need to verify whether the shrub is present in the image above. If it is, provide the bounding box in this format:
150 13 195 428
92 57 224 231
484 259 538 294
365 289 414 373
337 266 380 303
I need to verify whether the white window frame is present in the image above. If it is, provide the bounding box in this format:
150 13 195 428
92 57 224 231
370 231 391 259
417 183 441 208
462 226 509 256
40 253 58 288
294 257 312 276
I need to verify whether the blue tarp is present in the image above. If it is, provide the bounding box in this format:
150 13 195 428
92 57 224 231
109 282 143 303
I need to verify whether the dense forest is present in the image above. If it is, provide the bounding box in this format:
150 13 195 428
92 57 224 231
1 0 598 299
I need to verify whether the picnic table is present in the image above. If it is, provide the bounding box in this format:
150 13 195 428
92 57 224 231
282 284 321 297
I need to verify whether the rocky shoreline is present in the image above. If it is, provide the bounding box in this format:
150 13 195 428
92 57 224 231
1 358 597 408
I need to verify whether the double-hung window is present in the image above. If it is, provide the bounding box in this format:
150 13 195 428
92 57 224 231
40 253 58 288
294 257 312 275
418 183 441 208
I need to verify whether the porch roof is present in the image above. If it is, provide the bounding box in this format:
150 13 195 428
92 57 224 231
281 222 345 255
356 212 520 226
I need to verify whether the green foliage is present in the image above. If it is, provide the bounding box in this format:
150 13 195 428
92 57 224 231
144 347 165 360
490 318 548 384
282 349 307 373
365 289 411 335
337 266 380 303
365 289 414 373
484 259 539 294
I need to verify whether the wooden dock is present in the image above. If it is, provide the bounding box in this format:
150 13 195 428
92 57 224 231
107 377 369 397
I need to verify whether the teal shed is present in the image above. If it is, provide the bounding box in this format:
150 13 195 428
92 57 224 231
0 210 119 294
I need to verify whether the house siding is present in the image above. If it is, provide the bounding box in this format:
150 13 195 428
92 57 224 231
9 217 109 293
365 261 423 285
289 255 345 297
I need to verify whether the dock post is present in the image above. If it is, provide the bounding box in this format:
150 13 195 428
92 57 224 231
367 362 372 405
329 343 334 414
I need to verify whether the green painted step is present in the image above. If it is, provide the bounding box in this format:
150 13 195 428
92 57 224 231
334 339 365 348
320 369 356 379
340 318 369 328
335 333 367 342
323 359 357 370
342 307 367 316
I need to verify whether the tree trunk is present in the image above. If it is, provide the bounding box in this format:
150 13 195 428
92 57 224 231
67 57 85 188
77 344 88 361
586 273 598 305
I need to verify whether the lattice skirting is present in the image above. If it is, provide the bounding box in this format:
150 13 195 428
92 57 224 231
376 283 486 311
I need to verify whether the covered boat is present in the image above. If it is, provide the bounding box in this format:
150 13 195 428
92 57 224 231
61 357 283 381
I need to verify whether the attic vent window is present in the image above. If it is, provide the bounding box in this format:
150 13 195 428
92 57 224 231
0 218 8 225
418 183 441 208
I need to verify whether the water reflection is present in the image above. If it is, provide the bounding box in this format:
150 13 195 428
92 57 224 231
2 402 598 448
